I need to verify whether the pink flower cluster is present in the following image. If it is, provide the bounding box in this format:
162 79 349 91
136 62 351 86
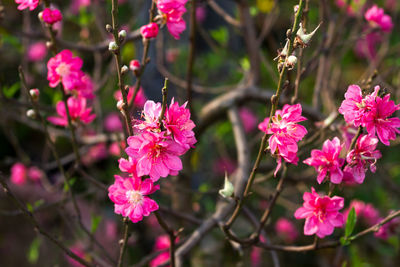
47 50 96 127
364 5 393 32
10 162 43 185
150 235 176 267
156 0 188 39
41 8 63 25
275 218 298 243
108 98 196 223
295 188 344 238
258 104 308 176
15 0 38 11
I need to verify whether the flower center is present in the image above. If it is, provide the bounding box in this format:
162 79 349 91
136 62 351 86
126 190 143 204
56 62 71 77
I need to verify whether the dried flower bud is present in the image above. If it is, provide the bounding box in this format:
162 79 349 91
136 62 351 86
285 55 297 70
26 109 36 119
29 89 40 101
108 41 118 52
219 173 234 199
106 24 113 33
295 22 321 48
121 65 129 75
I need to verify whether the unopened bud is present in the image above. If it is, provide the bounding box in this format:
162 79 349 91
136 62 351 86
26 109 36 119
38 11 43 21
129 59 140 72
106 24 113 33
219 173 234 199
295 22 321 48
46 41 54 50
29 89 40 101
108 41 118 52
293 5 299 14
118 30 127 40
285 55 297 70
121 65 129 75
117 99 124 111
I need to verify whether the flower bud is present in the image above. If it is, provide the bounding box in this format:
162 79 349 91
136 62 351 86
219 173 234 199
121 65 129 75
285 55 297 70
117 99 124 111
140 22 159 40
109 41 118 52
38 11 43 21
295 22 321 48
118 30 127 40
129 59 140 76
29 89 40 101
106 24 113 33
26 109 36 119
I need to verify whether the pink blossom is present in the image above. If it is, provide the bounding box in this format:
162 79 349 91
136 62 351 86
67 244 86 267
374 212 400 240
82 143 108 166
344 200 379 226
163 98 196 150
341 125 358 150
294 188 344 238
27 42 47 62
134 100 162 132
27 166 43 182
42 8 63 25
48 96 96 126
140 23 159 39
196 6 207 23
364 5 393 32
130 59 140 72
74 73 95 99
70 0 90 14
157 0 188 39
213 157 236 175
303 137 345 184
250 247 262 267
104 113 123 132
47 50 84 90
126 132 185 181
344 134 381 184
114 87 147 108
105 220 117 240
258 104 307 175
275 218 298 242
108 175 159 223
109 141 126 157
355 31 382 60
118 157 139 179
150 235 179 267
339 84 373 127
239 108 258 133
166 48 180 63
15 0 38 11
10 162 27 185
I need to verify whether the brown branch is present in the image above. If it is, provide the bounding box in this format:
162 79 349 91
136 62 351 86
206 0 241 28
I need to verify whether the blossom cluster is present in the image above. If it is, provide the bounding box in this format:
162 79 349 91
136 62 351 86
10 162 43 185
140 0 188 40
108 98 196 223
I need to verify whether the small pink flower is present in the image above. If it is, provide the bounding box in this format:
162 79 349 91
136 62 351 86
157 0 188 39
126 132 185 181
118 157 139 179
303 137 344 184
364 5 393 32
28 42 47 62
10 162 27 185
258 104 307 176
129 59 141 72
196 6 207 23
105 220 117 240
67 244 86 267
70 0 90 14
140 23 159 39
344 134 381 184
213 157 236 175
239 108 258 133
48 96 96 126
104 113 123 132
339 84 373 127
82 143 108 166
74 73 95 99
340 125 358 150
275 218 298 242
42 8 63 25
355 31 382 60
47 50 84 90
150 235 178 267
109 141 126 157
134 100 162 132
294 188 344 238
344 200 380 226
163 98 196 150
374 211 400 240
108 175 159 223
15 0 38 11
28 166 43 182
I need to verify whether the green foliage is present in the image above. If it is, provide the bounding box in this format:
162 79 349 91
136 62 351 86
2 82 20 98
91 214 102 233
340 207 357 246
210 27 228 47
27 237 41 264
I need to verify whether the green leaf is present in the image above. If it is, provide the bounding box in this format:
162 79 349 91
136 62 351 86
26 203 33 213
33 199 44 208
210 27 228 46
91 214 102 233
63 177 77 192
27 237 41 264
2 82 21 98
340 236 350 246
345 207 357 238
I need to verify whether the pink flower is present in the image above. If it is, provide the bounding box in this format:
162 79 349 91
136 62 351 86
213 157 236 175
10 162 27 185
74 73 95 99
163 98 196 150
67 244 86 267
275 218 298 242
15 0 38 11
126 132 185 181
258 104 307 176
364 5 393 32
239 108 258 133
118 157 139 179
114 87 147 108
374 212 400 240
48 96 96 126
140 23 159 39
47 50 84 90
28 42 47 62
341 125 358 150
355 31 382 60
82 143 108 166
294 188 344 238
105 220 117 240
157 0 188 39
28 166 43 182
130 59 140 72
104 113 123 132
344 134 381 184
109 141 126 157
339 84 370 127
42 8 63 25
70 0 90 14
150 235 179 267
134 100 162 132
303 137 344 184
196 6 207 23
108 175 159 223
